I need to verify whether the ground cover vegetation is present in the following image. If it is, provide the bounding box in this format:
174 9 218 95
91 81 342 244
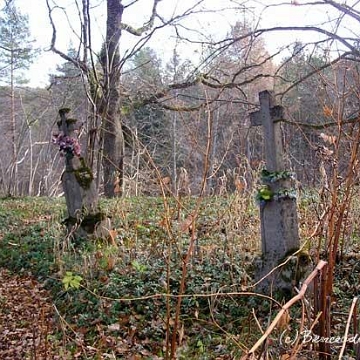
1 191 360 359
2 0 360 359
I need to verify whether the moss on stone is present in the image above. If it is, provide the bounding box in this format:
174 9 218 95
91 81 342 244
61 210 108 236
279 249 312 286
66 118 78 125
62 216 78 227
74 157 94 189
80 212 106 234
59 108 71 114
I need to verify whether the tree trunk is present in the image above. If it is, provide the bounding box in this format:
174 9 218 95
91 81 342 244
172 109 177 196
10 52 18 196
98 0 125 198
102 114 124 197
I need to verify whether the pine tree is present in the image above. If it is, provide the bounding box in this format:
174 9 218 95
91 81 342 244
129 47 168 158
276 44 329 184
0 4 36 195
49 47 87 118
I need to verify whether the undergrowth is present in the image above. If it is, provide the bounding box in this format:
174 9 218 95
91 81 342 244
0 194 360 359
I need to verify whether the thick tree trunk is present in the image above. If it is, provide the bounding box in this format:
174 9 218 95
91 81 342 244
99 0 125 198
102 111 124 197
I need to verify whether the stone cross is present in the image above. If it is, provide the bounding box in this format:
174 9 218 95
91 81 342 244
250 91 285 172
250 91 301 294
57 109 110 240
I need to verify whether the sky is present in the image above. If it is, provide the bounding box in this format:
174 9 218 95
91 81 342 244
0 0 354 88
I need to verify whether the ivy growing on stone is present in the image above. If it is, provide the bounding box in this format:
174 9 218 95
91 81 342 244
260 169 295 183
256 169 297 206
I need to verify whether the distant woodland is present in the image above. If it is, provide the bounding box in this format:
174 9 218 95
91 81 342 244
1 1 359 197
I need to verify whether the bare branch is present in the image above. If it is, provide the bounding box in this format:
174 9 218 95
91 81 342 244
248 260 327 356
276 51 354 99
280 115 360 130
175 19 360 62
231 47 284 84
45 0 88 73
323 0 360 23
120 0 162 36
123 0 140 9
249 26 359 55
159 96 220 112
2 0 14 10
130 68 271 113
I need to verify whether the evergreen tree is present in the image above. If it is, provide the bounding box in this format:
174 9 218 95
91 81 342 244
49 47 87 120
276 44 329 184
0 4 34 84
123 47 171 175
0 4 36 195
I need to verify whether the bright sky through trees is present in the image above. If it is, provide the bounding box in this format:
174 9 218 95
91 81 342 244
0 0 353 88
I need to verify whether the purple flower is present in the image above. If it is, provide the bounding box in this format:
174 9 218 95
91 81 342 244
52 133 81 157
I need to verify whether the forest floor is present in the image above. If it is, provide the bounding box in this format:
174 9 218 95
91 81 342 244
0 196 360 359
0 268 62 359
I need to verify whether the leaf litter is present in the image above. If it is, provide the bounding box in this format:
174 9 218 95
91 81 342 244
0 268 62 360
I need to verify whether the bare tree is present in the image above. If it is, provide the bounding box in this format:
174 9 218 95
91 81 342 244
46 0 277 197
46 0 216 197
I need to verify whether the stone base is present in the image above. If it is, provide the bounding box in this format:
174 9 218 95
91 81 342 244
254 251 313 298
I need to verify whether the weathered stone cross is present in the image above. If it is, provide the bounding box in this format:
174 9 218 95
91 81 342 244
57 109 110 240
250 91 285 172
250 91 301 293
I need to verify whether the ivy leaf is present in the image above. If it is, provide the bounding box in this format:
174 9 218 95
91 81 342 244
259 186 273 200
62 271 83 291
